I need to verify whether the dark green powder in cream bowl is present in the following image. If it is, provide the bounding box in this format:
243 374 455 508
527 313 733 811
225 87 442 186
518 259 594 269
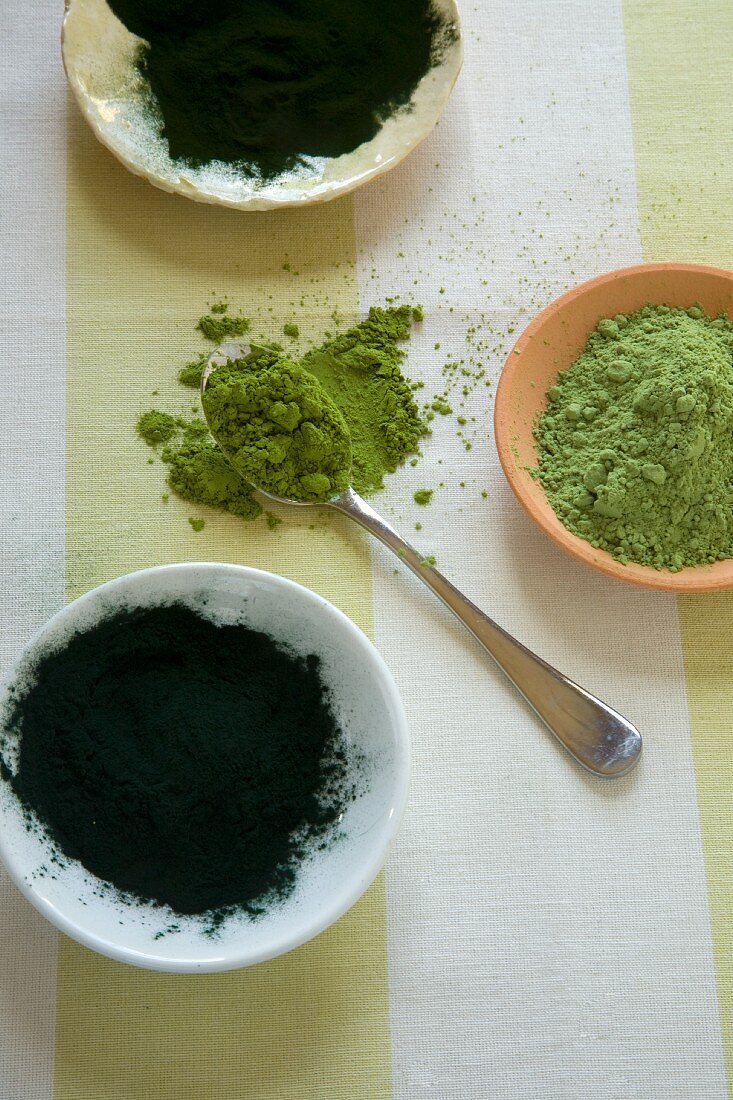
534 305 733 572
106 0 449 180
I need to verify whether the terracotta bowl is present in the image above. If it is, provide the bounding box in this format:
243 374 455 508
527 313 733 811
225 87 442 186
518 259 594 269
494 262 733 592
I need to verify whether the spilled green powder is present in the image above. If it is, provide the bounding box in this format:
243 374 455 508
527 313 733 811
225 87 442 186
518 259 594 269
534 305 733 571
414 489 433 505
179 352 208 388
137 410 180 446
202 353 352 502
302 306 425 494
162 420 263 521
138 304 426 522
196 304 251 343
188 516 205 532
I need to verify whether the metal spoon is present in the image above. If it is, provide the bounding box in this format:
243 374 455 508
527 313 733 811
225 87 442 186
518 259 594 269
202 343 642 778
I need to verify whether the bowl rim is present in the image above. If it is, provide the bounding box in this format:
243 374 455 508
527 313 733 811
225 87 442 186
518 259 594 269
60 0 464 211
0 562 411 972
494 261 733 593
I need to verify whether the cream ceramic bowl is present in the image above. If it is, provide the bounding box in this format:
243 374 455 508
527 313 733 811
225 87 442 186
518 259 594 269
0 564 410 972
61 0 463 210
494 263 733 592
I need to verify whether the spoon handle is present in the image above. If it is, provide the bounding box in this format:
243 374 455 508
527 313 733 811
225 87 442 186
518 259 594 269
332 487 641 778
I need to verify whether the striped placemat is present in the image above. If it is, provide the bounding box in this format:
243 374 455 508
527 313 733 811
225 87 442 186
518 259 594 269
0 2 731 1096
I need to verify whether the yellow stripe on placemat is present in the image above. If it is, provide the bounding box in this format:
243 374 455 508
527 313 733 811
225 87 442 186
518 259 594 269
624 0 733 1087
59 114 392 1099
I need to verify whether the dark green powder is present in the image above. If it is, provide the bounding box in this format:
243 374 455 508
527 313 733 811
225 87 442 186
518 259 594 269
0 603 353 918
108 0 446 180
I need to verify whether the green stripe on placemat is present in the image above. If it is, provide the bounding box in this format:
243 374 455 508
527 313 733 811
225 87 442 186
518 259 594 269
58 115 392 1099
625 0 733 1088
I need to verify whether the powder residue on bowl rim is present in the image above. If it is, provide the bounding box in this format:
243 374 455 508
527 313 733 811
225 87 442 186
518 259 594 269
533 304 733 571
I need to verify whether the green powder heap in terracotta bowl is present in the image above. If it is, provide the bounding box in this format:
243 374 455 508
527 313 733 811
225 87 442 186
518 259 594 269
534 304 733 572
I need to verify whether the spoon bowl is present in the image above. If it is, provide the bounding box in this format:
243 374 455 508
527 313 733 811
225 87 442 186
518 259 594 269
200 340 350 508
200 345 643 778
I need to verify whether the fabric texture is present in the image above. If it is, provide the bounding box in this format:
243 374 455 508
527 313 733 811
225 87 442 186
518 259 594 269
59 110 391 1099
0 1 731 1097
624 0 733 1086
357 1 730 1095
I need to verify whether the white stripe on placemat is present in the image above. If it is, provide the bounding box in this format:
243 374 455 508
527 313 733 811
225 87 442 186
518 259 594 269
354 0 726 1096
0 4 65 1097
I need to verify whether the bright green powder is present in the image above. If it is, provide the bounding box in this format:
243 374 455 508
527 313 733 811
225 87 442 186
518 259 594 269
202 352 352 502
162 419 263 521
196 305 251 343
301 306 425 494
534 304 733 571
178 353 208 388
137 409 180 446
138 304 426 521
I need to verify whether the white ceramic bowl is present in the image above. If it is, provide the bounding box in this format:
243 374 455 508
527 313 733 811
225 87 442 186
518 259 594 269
61 0 463 211
0 563 409 972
